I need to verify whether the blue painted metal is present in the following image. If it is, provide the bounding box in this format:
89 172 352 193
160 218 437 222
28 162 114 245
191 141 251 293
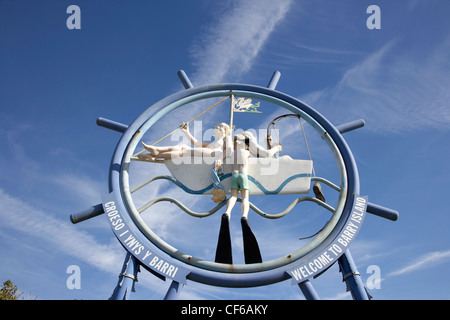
287 195 367 286
108 83 359 287
177 70 194 89
298 280 320 300
367 202 399 221
336 119 365 134
100 73 398 294
70 203 104 224
139 195 335 220
97 117 129 133
248 173 312 195
102 192 191 285
164 281 183 300
67 70 400 299
338 250 369 300
110 252 139 300
267 70 281 90
137 196 225 218
131 175 338 218
120 90 350 278
136 172 311 195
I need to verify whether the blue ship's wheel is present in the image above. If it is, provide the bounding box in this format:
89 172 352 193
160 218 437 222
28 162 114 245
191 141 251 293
108 83 362 287
71 70 398 299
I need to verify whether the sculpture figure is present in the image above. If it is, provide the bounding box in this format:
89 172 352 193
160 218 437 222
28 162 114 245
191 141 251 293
215 132 282 264
139 122 232 162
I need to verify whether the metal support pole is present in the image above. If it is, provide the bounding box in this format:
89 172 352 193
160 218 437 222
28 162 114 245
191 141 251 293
338 250 369 300
164 280 183 300
110 252 139 300
367 202 399 221
229 94 235 136
336 119 365 134
298 280 320 300
97 117 129 133
70 203 104 224
177 70 194 89
267 71 281 90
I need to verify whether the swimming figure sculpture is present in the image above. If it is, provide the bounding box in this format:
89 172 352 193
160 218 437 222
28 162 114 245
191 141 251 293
215 132 282 264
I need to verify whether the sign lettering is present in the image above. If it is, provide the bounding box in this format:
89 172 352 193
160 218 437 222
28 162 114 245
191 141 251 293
102 194 190 284
287 195 368 283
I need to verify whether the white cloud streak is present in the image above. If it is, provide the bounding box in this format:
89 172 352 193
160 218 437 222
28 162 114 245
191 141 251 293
301 38 450 134
189 0 292 85
388 249 450 277
0 187 180 298
50 173 105 207
0 188 123 272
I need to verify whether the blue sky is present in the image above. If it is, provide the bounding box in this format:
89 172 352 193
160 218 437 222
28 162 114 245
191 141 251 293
0 0 449 300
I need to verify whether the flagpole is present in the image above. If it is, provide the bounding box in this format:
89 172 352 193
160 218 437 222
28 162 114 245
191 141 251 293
229 93 235 136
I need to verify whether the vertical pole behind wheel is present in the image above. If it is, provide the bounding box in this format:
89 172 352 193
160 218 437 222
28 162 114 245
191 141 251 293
164 280 183 300
298 280 320 300
338 250 369 300
110 252 139 300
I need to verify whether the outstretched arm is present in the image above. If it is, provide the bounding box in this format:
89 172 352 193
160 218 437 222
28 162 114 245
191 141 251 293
180 122 207 148
244 133 281 158
250 143 282 158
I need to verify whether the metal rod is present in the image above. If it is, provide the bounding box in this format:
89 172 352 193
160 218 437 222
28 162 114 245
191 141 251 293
110 252 139 300
137 196 227 218
132 175 338 216
267 71 281 90
164 280 183 300
177 70 194 89
97 117 129 133
298 280 320 300
311 176 341 191
251 196 335 219
137 194 335 219
70 203 104 224
336 119 365 134
338 250 369 300
367 202 399 221
229 94 235 135
132 95 230 158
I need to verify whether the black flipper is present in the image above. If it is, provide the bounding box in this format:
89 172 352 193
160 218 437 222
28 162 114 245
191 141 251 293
241 217 262 264
215 214 233 264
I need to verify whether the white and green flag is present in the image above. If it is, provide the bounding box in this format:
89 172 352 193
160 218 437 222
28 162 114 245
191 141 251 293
232 97 262 113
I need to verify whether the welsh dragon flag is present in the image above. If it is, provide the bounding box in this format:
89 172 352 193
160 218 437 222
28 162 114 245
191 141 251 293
232 97 262 113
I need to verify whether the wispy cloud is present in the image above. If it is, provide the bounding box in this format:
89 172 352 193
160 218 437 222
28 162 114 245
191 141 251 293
301 38 450 133
0 187 178 298
388 249 450 277
0 188 122 271
189 0 292 85
50 173 105 206
270 41 364 67
148 0 292 141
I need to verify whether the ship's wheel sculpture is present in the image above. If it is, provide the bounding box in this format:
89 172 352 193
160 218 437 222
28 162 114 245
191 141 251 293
70 70 398 300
